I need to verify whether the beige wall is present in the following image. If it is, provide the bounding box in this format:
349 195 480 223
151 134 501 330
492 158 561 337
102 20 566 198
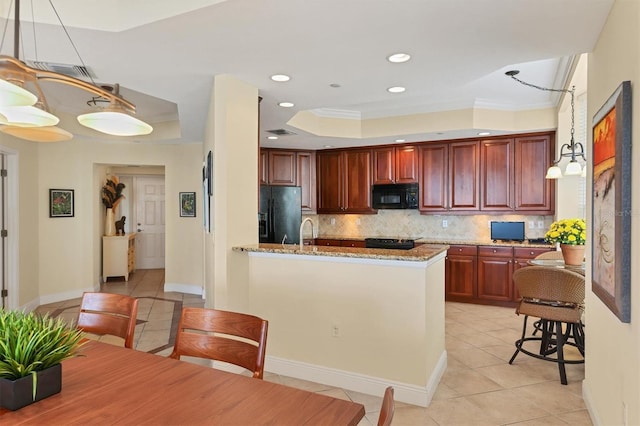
4 136 203 308
209 75 259 311
584 1 640 425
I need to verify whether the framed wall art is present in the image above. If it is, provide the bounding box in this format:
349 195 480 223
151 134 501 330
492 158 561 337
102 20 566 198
179 192 196 217
591 80 632 323
49 189 74 218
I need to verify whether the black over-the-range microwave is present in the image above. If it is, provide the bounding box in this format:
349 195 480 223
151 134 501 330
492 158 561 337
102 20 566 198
372 183 419 209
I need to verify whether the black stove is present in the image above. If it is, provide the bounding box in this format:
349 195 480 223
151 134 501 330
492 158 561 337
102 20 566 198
364 238 415 250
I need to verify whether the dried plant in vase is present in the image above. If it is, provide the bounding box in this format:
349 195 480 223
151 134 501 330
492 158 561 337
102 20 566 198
101 176 126 210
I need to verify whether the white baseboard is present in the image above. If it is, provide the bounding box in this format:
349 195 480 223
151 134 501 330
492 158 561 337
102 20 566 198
164 282 203 296
582 380 600 425
265 350 447 407
24 285 98 312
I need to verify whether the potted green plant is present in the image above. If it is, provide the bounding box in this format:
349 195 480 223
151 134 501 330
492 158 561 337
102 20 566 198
0 310 84 410
544 218 586 265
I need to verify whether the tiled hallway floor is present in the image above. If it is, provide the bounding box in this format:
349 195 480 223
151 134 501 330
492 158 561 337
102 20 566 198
36 269 592 425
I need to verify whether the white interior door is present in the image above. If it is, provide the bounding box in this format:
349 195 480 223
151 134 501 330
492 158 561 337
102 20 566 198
134 176 165 269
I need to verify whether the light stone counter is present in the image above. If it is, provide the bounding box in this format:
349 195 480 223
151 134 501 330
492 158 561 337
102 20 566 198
233 242 449 262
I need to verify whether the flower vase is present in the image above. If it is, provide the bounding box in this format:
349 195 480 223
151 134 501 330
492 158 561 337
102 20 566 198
105 208 116 236
560 244 585 266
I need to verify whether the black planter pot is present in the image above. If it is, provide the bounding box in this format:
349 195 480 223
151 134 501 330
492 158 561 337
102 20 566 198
0 363 62 410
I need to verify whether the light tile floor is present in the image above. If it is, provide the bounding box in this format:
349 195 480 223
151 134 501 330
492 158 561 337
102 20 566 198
35 269 592 426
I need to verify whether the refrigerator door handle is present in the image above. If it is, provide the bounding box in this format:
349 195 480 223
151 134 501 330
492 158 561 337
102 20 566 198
269 198 275 241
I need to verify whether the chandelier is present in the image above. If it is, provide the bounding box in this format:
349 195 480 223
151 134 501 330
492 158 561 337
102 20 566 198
506 70 586 178
0 0 153 142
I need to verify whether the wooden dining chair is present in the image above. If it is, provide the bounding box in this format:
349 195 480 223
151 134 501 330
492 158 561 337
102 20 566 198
169 307 269 379
377 386 395 426
76 292 139 349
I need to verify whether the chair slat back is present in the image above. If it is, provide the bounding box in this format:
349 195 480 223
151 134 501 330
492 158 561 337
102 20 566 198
534 251 564 260
77 292 138 349
170 307 268 379
377 386 395 426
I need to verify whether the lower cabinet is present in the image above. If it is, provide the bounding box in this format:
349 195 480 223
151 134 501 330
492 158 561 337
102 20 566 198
103 233 136 282
446 244 553 307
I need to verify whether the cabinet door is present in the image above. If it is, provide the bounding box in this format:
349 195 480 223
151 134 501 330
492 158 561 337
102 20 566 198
268 151 296 185
343 149 373 212
445 255 477 301
514 135 554 213
481 139 513 211
449 141 479 211
418 144 448 212
259 150 268 185
477 257 513 302
372 147 395 184
296 151 316 213
341 240 366 248
395 146 418 183
317 151 343 213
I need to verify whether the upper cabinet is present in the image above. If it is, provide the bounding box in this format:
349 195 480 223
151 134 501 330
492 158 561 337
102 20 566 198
317 149 375 214
372 146 418 184
418 141 479 212
260 148 317 213
514 135 555 214
480 138 513 211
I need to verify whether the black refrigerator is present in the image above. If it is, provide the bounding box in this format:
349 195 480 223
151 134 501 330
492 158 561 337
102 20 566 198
259 185 302 245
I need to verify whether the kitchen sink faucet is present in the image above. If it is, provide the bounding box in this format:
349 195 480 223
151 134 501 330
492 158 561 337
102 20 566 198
299 218 315 250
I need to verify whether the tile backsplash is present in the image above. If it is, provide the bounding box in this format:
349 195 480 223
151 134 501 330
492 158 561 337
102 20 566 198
302 210 553 242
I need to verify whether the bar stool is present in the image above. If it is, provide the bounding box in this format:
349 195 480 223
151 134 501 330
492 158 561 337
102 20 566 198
509 266 585 385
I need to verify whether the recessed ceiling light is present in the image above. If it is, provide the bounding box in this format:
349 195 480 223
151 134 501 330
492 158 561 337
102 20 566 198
329 83 341 88
478 132 491 136
278 102 294 108
267 136 278 140
270 74 290 82
387 86 406 93
324 145 334 148
387 53 411 63
395 139 405 143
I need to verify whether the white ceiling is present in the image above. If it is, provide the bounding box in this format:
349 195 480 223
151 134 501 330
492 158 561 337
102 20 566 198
0 0 613 149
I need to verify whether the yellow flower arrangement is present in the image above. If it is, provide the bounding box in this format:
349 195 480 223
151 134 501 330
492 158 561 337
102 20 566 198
544 218 586 245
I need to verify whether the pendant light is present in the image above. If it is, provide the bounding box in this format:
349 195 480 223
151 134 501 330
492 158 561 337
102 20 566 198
506 70 586 179
0 0 153 141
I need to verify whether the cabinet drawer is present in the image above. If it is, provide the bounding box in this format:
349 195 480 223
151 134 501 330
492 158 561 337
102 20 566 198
447 245 477 256
341 240 366 248
513 247 553 259
314 238 341 247
478 246 513 258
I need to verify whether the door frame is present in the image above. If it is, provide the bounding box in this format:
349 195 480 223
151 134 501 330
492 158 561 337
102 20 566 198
0 147 19 309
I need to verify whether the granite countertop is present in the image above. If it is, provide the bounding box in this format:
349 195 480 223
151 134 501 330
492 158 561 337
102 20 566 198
414 238 554 248
233 243 449 262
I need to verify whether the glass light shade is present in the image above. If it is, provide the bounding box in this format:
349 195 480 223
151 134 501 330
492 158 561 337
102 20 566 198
545 165 562 179
77 110 153 136
0 125 73 142
0 105 59 127
564 161 583 176
581 164 587 178
0 79 38 106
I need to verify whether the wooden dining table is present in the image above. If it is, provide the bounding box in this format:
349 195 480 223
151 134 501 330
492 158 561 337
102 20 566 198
0 341 365 425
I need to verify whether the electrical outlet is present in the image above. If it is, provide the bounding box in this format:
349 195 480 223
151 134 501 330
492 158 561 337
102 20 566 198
332 325 340 337
537 221 544 229
528 221 535 229
488 220 492 228
623 402 628 426
442 219 448 228
330 218 336 225
356 218 361 225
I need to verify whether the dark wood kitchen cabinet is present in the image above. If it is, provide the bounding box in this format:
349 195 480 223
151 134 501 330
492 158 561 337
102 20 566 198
296 151 316 213
418 141 479 212
477 246 513 303
480 138 513 211
445 245 477 303
260 149 317 213
372 146 418 184
317 149 374 214
514 134 554 214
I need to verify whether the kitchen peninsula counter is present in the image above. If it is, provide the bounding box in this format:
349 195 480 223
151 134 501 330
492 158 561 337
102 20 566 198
233 242 447 407
233 242 448 262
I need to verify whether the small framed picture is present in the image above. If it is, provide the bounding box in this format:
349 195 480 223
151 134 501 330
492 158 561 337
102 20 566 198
50 189 74 218
180 192 196 217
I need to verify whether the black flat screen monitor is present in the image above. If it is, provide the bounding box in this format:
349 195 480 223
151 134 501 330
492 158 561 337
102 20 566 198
490 221 525 241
